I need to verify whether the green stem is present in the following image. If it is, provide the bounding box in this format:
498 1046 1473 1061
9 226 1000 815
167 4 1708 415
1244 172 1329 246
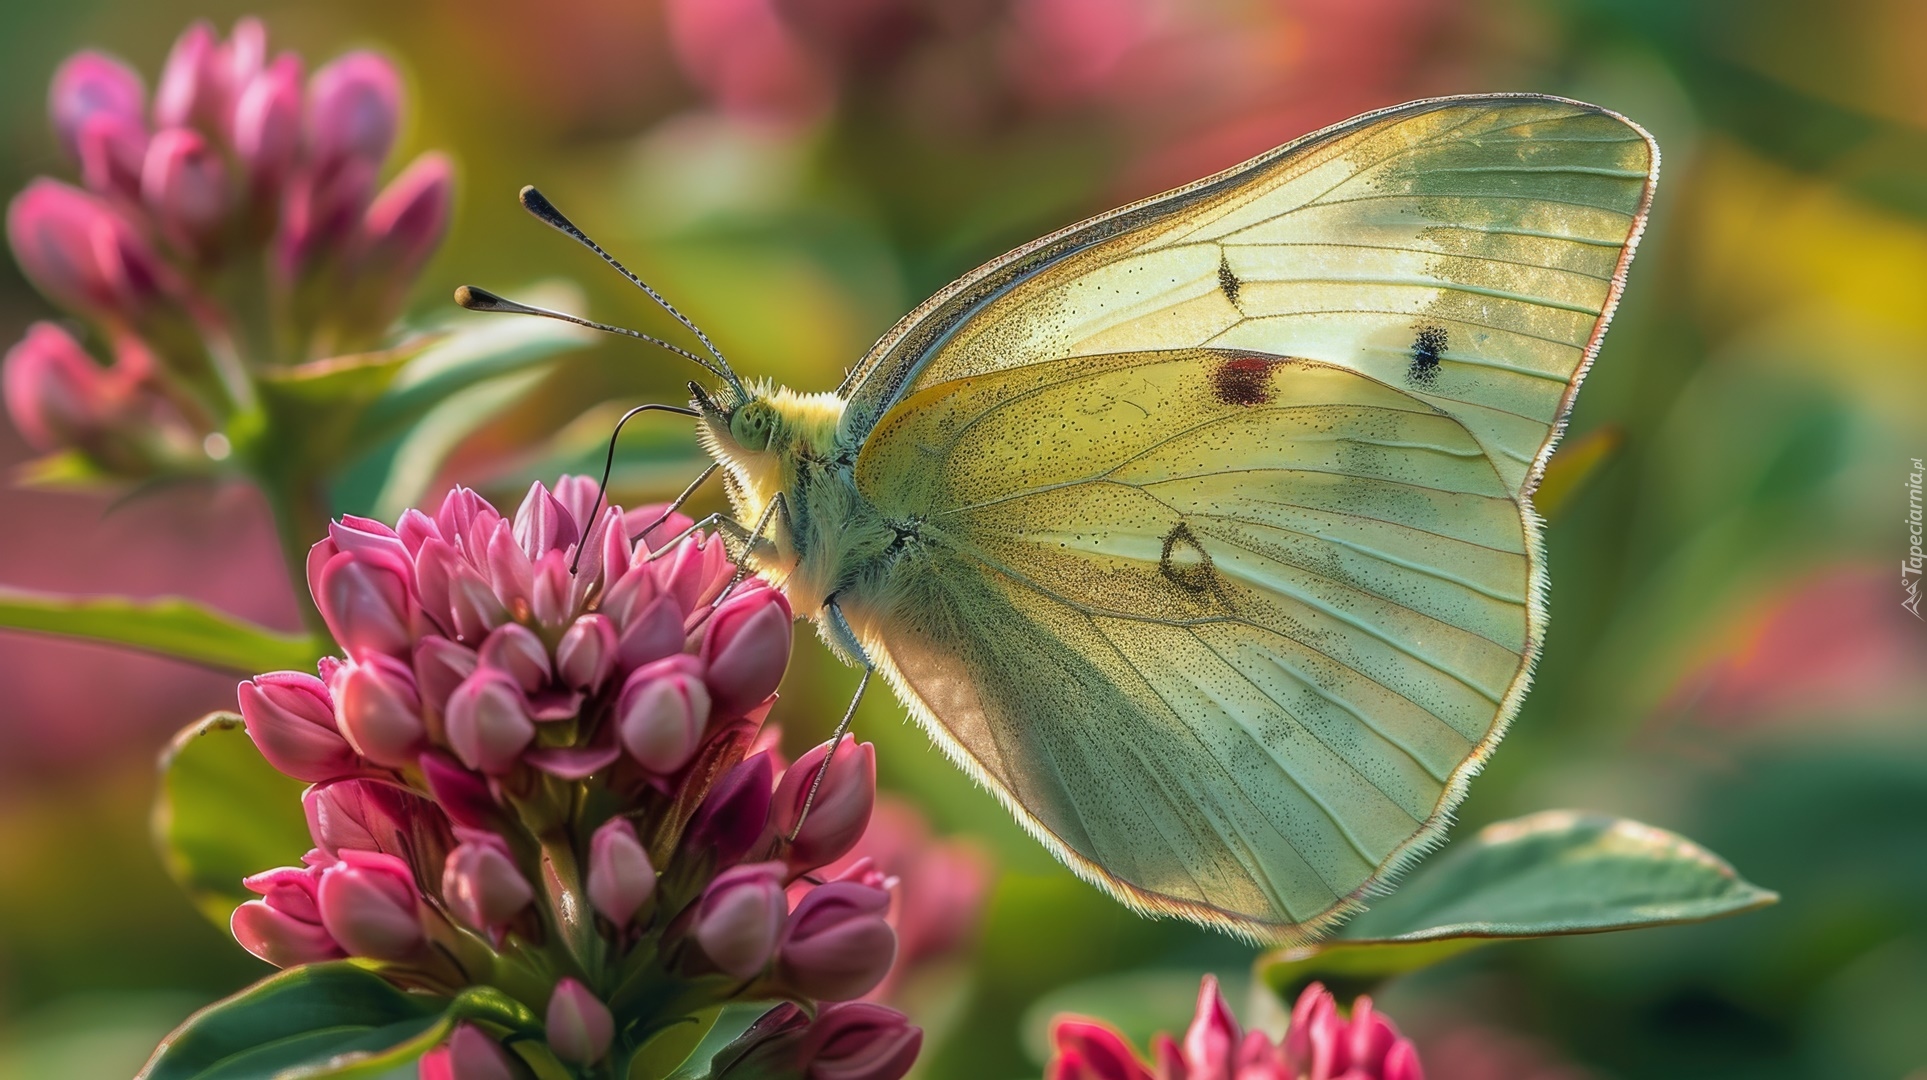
258 465 334 643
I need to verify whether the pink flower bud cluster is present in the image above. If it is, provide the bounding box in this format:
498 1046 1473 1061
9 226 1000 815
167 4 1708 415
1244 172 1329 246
231 477 919 1078
4 16 451 475
1050 976 1424 1080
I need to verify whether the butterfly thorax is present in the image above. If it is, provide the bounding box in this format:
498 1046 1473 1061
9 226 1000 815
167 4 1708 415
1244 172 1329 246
700 384 903 659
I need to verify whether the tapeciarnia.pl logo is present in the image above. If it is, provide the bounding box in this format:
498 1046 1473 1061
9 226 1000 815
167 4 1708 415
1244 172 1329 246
1906 457 1924 619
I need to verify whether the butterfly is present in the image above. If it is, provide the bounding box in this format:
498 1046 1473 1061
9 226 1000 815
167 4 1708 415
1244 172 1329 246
460 93 1658 943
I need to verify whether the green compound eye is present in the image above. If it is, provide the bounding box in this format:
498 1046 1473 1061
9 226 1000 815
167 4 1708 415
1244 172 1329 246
730 400 776 451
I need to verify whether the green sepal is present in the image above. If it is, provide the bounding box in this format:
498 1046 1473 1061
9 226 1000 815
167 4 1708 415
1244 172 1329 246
1257 810 1778 998
154 712 314 929
0 588 321 675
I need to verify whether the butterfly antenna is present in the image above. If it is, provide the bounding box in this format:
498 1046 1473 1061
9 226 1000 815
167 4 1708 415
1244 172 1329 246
517 186 749 401
569 402 701 576
454 285 729 383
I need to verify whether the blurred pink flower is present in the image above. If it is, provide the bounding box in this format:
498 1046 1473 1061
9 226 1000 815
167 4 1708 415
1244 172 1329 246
1049 976 1424 1080
1661 566 1927 726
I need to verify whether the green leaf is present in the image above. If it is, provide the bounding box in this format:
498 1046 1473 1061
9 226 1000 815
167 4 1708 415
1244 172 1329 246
363 369 550 520
352 281 593 447
1258 811 1778 995
137 964 451 1080
154 713 314 928
0 589 321 675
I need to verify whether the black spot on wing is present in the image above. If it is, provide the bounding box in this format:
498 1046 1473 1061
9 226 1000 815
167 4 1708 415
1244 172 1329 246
1160 522 1216 594
1408 324 1447 387
1217 252 1241 308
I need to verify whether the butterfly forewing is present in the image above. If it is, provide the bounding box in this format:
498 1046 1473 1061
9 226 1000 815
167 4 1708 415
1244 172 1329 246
832 95 1655 940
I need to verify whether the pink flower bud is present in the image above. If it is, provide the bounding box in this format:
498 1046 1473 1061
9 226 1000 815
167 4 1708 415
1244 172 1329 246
232 861 343 968
615 594 686 670
695 861 788 978
444 669 536 775
49 51 145 159
556 614 616 692
545 979 614 1066
803 1003 923 1080
442 837 533 934
415 537 508 643
484 521 536 613
154 21 224 133
420 750 500 829
1049 1020 1152 1080
414 636 479 715
702 586 793 714
397 507 441 556
275 154 378 276
314 548 415 659
238 670 357 782
3 322 123 451
512 481 579 560
331 654 425 767
306 52 401 169
7 179 168 318
587 817 655 927
530 550 573 629
772 736 875 871
350 151 453 315
142 127 231 252
778 878 896 1001
316 849 424 960
303 779 412 856
617 655 712 774
420 1024 522 1080
222 18 268 95
1182 974 1239 1078
686 752 774 868
711 1002 922 1080
479 622 551 693
232 54 304 191
75 112 148 198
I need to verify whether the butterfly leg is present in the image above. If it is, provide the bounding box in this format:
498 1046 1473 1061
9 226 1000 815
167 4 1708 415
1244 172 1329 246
788 600 873 841
639 511 751 561
626 461 719 546
713 492 792 605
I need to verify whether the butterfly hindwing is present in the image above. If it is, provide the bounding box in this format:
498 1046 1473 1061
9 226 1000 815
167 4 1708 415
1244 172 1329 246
853 351 1528 938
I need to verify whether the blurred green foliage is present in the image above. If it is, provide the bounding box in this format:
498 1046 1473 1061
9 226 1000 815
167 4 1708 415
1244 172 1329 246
1 0 1923 1077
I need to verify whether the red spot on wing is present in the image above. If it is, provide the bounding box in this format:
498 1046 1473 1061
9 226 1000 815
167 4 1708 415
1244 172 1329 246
1211 353 1278 406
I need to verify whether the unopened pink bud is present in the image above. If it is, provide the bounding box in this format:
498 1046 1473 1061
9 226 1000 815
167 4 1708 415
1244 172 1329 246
444 669 536 775
546 979 614 1066
415 537 508 643
686 752 774 868
531 551 572 629
484 521 536 613
49 52 145 160
702 587 793 715
442 837 533 934
314 548 414 659
414 636 479 715
587 817 655 928
275 154 378 275
303 779 410 856
778 879 896 1001
232 54 303 191
695 861 787 978
222 18 268 92
350 151 452 313
142 127 231 252
1182 974 1239 1077
306 52 401 169
238 670 356 782
615 594 686 670
317 849 423 960
420 750 499 829
154 22 224 133
421 1024 522 1080
331 654 425 767
479 621 551 693
512 481 579 559
232 861 342 968
75 112 148 198
7 179 168 318
803 1003 922 1080
3 322 120 451
617 655 711 774
556 614 617 692
772 736 875 871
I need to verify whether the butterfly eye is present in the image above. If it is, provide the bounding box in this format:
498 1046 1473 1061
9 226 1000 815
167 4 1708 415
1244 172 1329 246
730 401 776 451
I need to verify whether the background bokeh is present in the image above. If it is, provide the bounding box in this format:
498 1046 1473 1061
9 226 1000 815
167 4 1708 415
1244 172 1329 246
1 0 1924 1076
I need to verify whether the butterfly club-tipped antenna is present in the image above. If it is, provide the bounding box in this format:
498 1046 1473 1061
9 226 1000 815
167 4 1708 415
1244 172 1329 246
515 185 749 403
